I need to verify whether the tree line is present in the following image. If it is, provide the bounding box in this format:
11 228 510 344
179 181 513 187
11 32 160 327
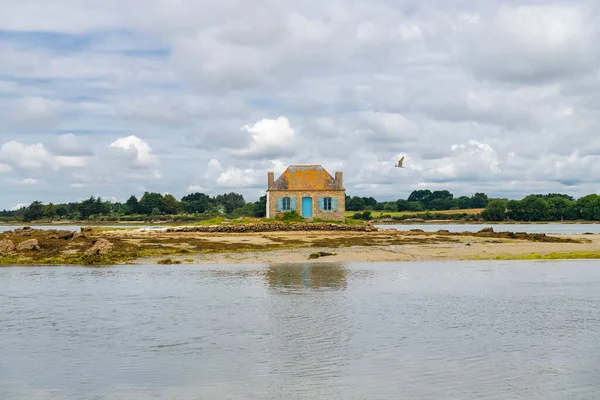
0 192 268 222
346 190 489 212
482 193 600 221
3 189 600 222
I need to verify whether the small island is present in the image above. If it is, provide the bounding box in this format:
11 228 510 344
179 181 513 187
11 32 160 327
1 222 599 266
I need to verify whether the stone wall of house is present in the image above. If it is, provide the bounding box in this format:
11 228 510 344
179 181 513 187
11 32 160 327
268 190 346 221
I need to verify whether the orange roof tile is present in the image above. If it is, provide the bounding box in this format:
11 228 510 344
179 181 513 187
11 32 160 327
269 165 344 191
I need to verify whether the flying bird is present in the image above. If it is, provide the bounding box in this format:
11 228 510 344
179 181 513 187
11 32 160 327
395 156 405 168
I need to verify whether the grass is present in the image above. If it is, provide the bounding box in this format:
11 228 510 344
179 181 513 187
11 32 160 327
344 208 484 218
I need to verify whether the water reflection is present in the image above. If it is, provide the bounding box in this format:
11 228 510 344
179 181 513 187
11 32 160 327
265 262 348 291
1 262 600 399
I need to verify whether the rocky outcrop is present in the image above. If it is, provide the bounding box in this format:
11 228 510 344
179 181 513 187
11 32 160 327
0 240 14 255
85 238 113 255
479 227 494 233
16 239 40 251
166 222 367 233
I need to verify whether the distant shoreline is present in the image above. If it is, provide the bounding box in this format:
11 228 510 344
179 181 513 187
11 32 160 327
2 219 600 227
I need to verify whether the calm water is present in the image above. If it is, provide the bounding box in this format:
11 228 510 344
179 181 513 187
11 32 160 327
377 223 600 234
1 261 599 399
0 225 163 233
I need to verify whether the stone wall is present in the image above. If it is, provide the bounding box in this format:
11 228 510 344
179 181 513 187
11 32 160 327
166 221 366 233
267 190 346 221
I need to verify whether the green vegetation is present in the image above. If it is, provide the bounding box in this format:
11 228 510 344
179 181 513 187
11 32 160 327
480 193 600 222
3 188 600 225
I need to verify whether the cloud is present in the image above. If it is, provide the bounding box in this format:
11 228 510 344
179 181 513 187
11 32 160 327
16 178 39 185
10 203 28 211
8 96 58 129
232 116 300 158
1 0 600 208
0 141 57 171
109 135 158 166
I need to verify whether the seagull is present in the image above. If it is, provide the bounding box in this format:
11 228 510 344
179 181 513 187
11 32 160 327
395 156 405 168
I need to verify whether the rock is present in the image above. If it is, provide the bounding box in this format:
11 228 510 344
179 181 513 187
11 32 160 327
437 229 450 234
16 239 40 251
410 229 425 233
58 231 76 240
85 238 113 255
22 226 32 231
81 227 93 233
308 251 335 259
465 243 471 246
479 227 494 233
0 240 15 254
71 232 83 240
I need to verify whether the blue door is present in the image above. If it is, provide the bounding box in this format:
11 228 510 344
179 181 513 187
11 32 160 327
302 197 313 218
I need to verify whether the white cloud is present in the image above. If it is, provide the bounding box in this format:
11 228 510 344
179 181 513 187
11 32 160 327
0 142 57 171
54 156 87 168
109 135 158 166
1 1 600 208
16 178 39 185
10 203 28 211
233 116 299 157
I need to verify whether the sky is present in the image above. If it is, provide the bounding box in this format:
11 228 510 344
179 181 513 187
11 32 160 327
1 0 599 210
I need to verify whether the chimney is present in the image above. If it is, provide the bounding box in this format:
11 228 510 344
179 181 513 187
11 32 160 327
268 172 274 188
335 171 343 186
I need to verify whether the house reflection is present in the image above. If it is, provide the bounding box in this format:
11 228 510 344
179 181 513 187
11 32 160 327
265 262 348 290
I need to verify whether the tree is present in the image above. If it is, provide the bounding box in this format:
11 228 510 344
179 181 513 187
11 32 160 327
482 200 506 221
78 197 97 219
215 192 246 214
254 195 267 218
23 201 44 222
362 197 378 209
124 195 140 215
470 193 489 208
576 194 600 220
139 192 164 215
455 196 472 209
346 196 365 211
408 190 432 206
396 199 410 211
181 192 212 214
43 203 57 220
161 194 181 214
547 196 575 221
407 201 424 212
383 202 397 212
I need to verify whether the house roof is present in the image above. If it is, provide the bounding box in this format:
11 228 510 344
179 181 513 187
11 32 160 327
269 164 344 191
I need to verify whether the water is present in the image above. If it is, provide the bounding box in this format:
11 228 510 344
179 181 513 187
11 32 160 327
0 225 164 233
377 223 600 234
1 261 599 399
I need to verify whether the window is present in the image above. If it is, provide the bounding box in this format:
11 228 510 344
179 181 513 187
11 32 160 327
324 197 332 211
282 197 291 211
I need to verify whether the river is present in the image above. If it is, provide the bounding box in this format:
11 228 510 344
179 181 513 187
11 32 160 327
376 223 600 234
1 261 599 399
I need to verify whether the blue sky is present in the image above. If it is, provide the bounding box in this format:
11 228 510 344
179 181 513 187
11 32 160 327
1 0 599 210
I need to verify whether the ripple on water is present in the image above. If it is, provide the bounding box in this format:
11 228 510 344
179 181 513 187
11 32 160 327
0 261 599 399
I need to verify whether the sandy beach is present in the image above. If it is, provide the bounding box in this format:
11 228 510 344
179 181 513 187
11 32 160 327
110 228 600 264
2 225 600 265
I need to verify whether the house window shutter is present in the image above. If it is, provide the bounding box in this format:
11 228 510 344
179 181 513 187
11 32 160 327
318 197 323 211
291 197 297 211
277 197 282 211
333 197 338 212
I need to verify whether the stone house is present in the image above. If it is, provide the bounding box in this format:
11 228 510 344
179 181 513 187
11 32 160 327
266 164 346 221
